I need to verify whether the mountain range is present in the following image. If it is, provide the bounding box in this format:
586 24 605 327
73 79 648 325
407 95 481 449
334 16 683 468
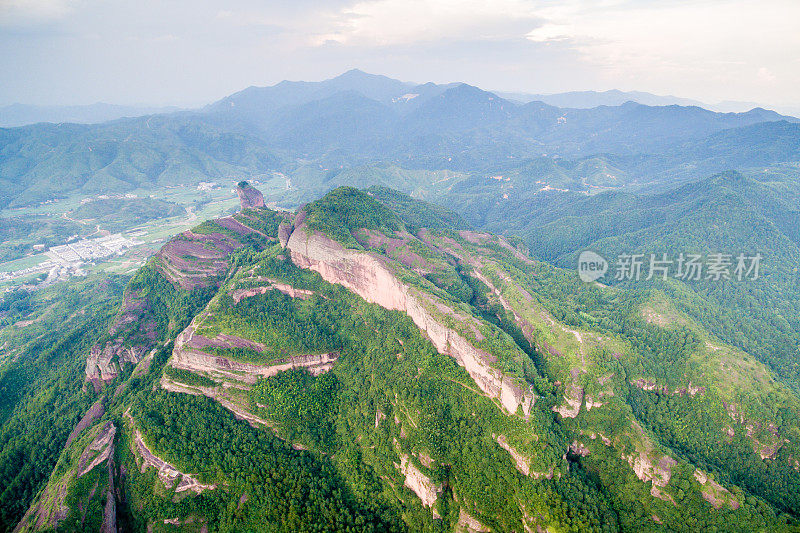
494 89 795 115
0 103 182 128
5 72 794 126
2 70 799 209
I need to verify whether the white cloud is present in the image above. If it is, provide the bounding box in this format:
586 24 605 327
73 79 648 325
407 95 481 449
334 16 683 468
0 0 78 23
757 67 776 83
1 0 798 108
311 0 542 46
521 0 800 100
526 22 573 43
301 0 800 102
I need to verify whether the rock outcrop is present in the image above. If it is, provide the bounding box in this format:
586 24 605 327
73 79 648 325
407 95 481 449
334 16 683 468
156 230 243 290
133 429 215 494
396 454 442 509
160 376 272 428
76 422 117 478
456 509 490 532
495 434 531 475
694 469 740 510
15 422 118 533
85 202 272 386
170 309 338 385
236 183 265 209
286 225 534 417
171 347 339 385
623 446 677 491
230 278 314 303
553 381 584 419
631 378 706 397
85 288 156 386
65 398 106 448
569 440 591 457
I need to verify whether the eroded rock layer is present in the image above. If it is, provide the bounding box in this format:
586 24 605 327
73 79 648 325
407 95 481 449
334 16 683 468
286 224 534 416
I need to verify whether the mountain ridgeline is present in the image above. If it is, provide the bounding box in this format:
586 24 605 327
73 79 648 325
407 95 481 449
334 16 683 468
456 171 800 393
1 70 800 208
6 185 800 532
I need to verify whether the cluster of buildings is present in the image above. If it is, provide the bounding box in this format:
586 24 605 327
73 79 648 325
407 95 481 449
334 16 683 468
0 233 142 285
47 234 139 265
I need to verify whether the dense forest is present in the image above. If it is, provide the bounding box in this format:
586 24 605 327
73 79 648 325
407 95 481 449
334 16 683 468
2 187 800 532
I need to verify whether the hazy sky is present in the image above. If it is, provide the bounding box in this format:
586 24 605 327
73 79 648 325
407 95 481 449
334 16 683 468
1 0 799 109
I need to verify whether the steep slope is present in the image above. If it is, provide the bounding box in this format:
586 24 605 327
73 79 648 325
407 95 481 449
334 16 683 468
0 277 125 532
15 421 118 533
8 185 800 532
461 172 800 392
84 185 290 389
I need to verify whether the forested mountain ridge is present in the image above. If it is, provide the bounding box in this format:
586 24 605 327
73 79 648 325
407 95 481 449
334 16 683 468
6 185 800 532
456 171 800 394
0 115 281 208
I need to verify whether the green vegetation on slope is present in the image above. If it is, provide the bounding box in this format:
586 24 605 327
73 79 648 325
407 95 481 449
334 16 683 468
4 186 800 532
129 388 403 533
0 276 125 531
459 172 800 393
365 185 470 232
212 246 615 532
304 186 404 247
450 229 800 525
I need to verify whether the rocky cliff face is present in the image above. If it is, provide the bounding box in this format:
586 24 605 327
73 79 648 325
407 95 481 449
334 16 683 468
171 343 339 385
169 304 339 386
456 509 490 533
84 288 156 387
85 214 265 386
285 223 534 417
132 428 215 494
236 183 265 209
396 454 442 509
156 230 243 290
15 422 118 533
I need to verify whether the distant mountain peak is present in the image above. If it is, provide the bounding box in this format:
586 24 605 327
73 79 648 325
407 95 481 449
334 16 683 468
333 68 386 80
441 83 501 100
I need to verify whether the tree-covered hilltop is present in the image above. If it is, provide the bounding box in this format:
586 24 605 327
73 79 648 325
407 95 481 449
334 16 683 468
364 185 471 232
0 115 281 208
303 186 406 247
3 186 800 532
